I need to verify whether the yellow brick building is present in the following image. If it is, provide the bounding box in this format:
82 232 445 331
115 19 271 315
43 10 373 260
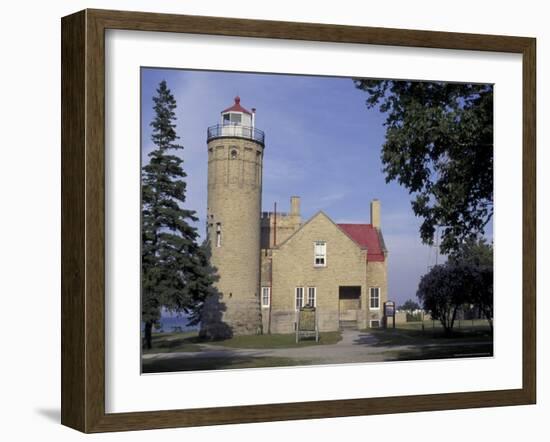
200 97 388 338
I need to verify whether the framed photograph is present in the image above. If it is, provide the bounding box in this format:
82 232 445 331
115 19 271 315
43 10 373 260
61 9 536 433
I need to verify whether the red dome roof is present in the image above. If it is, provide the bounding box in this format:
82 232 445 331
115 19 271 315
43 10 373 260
222 96 252 115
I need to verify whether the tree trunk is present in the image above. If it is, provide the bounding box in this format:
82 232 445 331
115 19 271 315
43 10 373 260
144 321 153 349
449 306 458 335
440 313 450 335
484 309 493 333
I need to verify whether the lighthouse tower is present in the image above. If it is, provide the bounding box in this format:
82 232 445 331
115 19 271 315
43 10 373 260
200 97 265 338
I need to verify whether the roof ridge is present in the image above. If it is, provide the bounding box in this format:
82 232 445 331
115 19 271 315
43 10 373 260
274 211 363 252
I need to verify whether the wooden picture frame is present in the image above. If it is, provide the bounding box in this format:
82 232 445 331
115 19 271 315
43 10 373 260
61 8 536 433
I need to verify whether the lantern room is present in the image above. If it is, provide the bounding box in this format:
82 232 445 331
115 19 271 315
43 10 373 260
221 96 254 128
207 96 265 146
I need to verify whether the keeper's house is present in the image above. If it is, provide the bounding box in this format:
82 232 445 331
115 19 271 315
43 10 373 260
200 97 388 338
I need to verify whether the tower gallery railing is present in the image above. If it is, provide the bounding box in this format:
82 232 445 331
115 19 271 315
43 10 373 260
207 124 265 145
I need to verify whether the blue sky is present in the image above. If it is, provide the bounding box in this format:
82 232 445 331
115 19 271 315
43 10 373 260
141 68 478 305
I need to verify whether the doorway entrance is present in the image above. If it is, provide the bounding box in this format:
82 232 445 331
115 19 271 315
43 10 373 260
339 286 361 329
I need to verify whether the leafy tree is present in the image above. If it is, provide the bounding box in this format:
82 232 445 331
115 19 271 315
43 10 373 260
471 266 494 331
399 299 420 312
449 238 493 330
354 80 493 254
141 80 212 349
448 237 493 267
416 264 477 334
399 299 421 321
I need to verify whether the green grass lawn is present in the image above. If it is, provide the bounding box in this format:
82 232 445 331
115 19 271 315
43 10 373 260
397 318 492 332
366 322 492 346
377 344 493 362
367 327 493 345
143 330 342 354
364 321 493 360
142 331 204 354
142 355 312 373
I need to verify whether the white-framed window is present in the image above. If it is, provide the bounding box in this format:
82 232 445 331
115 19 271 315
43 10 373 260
261 286 270 308
370 319 381 328
370 287 380 310
216 223 222 247
314 241 327 267
307 287 317 307
295 287 304 310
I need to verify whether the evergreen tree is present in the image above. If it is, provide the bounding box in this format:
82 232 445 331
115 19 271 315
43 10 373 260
185 239 220 327
141 80 211 349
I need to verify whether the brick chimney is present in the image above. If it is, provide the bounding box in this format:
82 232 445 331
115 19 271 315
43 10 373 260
290 196 301 217
371 199 381 229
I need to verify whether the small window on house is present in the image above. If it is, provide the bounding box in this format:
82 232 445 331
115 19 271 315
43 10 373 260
370 319 381 328
370 287 380 309
314 241 327 267
261 287 270 308
223 113 231 124
230 149 238 159
295 287 304 310
307 287 316 307
230 113 242 124
216 223 222 247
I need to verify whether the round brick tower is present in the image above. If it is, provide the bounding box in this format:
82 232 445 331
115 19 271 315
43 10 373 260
200 97 264 338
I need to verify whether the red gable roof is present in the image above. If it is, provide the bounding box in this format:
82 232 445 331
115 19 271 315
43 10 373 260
222 96 252 115
337 223 385 262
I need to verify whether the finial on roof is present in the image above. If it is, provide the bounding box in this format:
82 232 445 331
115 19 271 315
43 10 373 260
221 96 252 115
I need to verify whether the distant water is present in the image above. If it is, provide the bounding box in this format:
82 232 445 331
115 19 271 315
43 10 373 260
141 313 199 333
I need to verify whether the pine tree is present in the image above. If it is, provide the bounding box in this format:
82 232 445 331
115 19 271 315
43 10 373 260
141 80 211 349
186 239 220 327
